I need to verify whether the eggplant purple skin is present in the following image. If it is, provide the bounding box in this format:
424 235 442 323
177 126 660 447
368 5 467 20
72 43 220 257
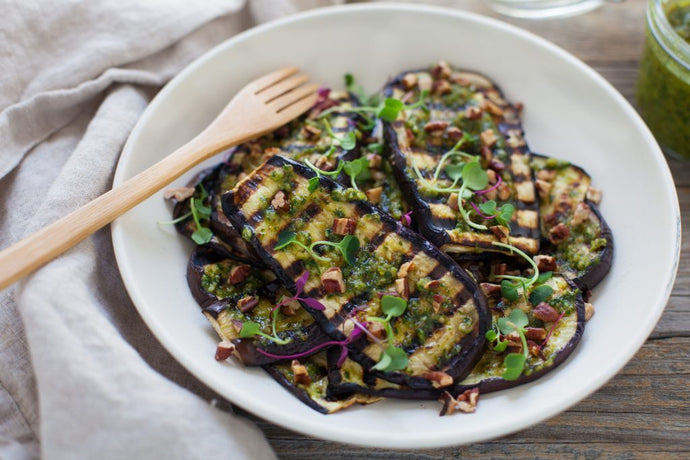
262 364 331 414
222 155 491 390
186 246 331 366
452 279 585 394
574 201 613 292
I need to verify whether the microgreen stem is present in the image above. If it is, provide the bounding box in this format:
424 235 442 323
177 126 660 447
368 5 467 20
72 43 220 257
539 310 566 351
157 211 191 226
305 159 343 178
431 143 474 183
458 183 488 231
475 175 502 195
256 327 363 361
470 202 499 220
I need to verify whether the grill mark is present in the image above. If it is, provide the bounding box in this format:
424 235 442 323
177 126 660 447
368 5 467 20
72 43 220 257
429 263 448 280
270 201 323 239
367 231 388 252
284 259 306 279
232 174 264 206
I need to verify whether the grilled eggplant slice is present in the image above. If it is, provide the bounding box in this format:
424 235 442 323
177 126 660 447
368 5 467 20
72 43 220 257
264 352 381 414
455 274 585 393
222 155 489 390
531 155 613 290
187 247 330 365
382 63 540 256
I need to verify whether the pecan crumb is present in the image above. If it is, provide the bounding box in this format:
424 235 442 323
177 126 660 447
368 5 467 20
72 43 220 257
585 302 595 321
586 187 602 204
365 187 383 204
237 296 259 313
401 72 418 89
321 267 345 294
548 223 570 244
533 255 557 272
397 261 415 279
291 360 311 385
228 264 251 285
439 388 479 416
333 218 357 235
465 106 483 120
424 371 454 388
395 277 410 299
163 187 195 202
271 191 290 213
215 340 235 361
533 302 560 322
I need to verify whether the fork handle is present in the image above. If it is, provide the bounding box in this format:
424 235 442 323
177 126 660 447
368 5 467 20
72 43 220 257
0 132 234 291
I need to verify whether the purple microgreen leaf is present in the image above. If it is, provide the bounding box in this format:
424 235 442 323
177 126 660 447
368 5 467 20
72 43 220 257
295 271 310 296
299 297 326 311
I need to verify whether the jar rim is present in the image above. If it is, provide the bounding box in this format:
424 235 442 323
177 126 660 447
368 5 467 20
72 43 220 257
649 0 690 69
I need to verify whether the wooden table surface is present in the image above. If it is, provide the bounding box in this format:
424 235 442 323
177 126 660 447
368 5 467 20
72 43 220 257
244 1 690 457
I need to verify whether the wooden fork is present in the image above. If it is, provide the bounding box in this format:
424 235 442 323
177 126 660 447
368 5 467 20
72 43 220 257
0 67 319 290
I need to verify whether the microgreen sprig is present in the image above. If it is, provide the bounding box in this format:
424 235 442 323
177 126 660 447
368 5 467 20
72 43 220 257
491 241 540 302
367 295 409 372
158 185 214 244
275 231 360 265
239 308 292 346
322 118 356 151
319 89 430 123
497 309 530 380
305 157 370 191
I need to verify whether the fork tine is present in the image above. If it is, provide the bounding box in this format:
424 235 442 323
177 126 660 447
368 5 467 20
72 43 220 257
259 74 310 103
270 83 320 112
250 66 299 94
276 92 319 120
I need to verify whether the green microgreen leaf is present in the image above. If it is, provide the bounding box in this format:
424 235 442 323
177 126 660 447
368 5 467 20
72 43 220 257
462 160 489 191
366 143 383 153
377 98 404 122
275 231 298 250
493 341 508 353
492 241 540 291
485 330 498 342
479 200 498 216
344 73 369 104
342 157 370 191
495 204 515 227
501 280 520 302
502 353 527 380
308 176 320 192
372 346 408 372
529 285 553 305
340 131 357 150
239 321 261 339
381 295 408 319
444 163 464 182
191 227 213 245
537 271 553 284
338 234 360 265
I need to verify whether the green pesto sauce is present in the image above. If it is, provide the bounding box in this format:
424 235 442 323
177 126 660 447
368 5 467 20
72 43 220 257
636 1 690 159
200 261 269 300
555 217 605 274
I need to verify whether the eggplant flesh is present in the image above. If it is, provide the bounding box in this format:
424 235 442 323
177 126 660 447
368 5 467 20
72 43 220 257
222 155 490 390
264 351 381 414
186 247 330 366
383 65 540 257
531 154 614 291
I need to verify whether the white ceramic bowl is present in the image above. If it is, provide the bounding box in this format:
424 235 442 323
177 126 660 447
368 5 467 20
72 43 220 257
112 3 681 449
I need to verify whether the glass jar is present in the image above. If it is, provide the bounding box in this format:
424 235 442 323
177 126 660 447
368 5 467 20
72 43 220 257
636 0 690 160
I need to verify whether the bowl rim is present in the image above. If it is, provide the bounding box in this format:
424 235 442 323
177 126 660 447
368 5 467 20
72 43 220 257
112 2 682 449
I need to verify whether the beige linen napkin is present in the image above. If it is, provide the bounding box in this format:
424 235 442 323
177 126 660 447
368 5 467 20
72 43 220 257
0 0 340 458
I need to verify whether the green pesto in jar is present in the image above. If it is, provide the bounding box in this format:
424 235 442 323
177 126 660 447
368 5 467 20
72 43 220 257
637 0 690 159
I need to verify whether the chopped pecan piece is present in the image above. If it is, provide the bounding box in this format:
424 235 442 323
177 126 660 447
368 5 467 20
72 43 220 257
527 340 542 358
301 124 322 140
548 223 570 244
237 296 259 313
447 192 459 211
231 320 243 334
321 267 345 294
480 282 502 299
424 371 454 389
291 360 311 385
535 179 552 197
395 277 410 299
280 299 300 317
465 106 483 120
163 186 195 201
489 158 505 171
506 129 526 148
439 388 479 416
365 187 383 204
432 79 452 95
493 263 507 276
482 99 505 116
486 169 497 184
533 255 558 272
536 169 557 181
525 327 547 341
215 340 236 361
423 120 449 135
446 126 463 141
333 218 357 235
417 73 433 92
432 61 452 79
451 71 492 88
314 156 335 172
489 225 510 243
585 302 595 321
533 302 560 322
397 261 415 279
497 182 511 201
480 129 498 148
271 191 290 213
571 202 591 226
367 321 386 341
424 279 441 290
401 72 418 89
366 153 382 169
228 264 251 285
586 187 602 204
